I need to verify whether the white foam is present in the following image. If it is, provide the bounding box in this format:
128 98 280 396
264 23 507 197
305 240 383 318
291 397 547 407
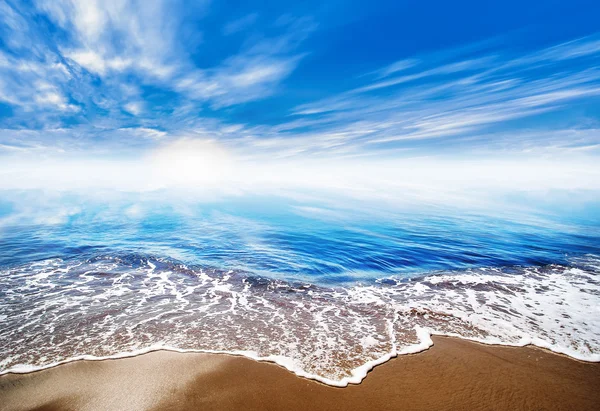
0 255 599 386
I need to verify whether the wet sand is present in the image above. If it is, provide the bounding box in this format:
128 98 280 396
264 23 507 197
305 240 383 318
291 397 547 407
1 336 599 411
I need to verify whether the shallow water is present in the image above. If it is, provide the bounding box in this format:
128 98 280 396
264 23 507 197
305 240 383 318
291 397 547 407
1 193 599 385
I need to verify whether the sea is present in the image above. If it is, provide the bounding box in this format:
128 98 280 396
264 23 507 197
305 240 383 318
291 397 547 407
1 192 599 386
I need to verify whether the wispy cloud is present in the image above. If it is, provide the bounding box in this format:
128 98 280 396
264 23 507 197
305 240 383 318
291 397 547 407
118 127 167 140
176 54 303 108
278 35 600 156
175 16 314 107
0 0 599 179
36 0 311 109
223 13 259 36
0 49 78 127
0 0 313 133
37 0 180 78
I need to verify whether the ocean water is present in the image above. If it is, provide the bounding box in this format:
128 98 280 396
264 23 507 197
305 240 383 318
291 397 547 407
1 193 599 386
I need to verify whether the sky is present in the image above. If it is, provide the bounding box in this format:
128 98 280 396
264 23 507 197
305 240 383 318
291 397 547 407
0 0 600 203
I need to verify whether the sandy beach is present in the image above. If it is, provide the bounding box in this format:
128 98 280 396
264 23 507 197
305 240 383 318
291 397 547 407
1 336 598 411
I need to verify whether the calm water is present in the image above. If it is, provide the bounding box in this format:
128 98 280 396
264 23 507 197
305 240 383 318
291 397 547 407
1 192 599 385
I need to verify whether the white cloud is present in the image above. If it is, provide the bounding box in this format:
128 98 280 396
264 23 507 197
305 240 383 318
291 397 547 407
28 1 308 111
119 127 167 139
1 3 599 173
0 50 77 114
176 54 302 107
38 0 183 80
66 50 118 74
354 57 495 93
371 58 418 78
123 101 143 116
280 36 600 155
223 13 258 36
32 82 79 112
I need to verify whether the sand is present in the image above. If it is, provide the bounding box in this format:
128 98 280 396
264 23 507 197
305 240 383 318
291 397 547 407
1 336 599 411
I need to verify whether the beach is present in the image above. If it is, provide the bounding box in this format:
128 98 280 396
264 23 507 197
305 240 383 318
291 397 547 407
1 336 598 411
2 1 600 410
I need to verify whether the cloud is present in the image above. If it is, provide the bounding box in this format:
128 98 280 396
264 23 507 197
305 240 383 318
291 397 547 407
37 0 180 79
177 55 302 108
123 101 143 116
280 36 600 156
370 58 418 79
174 16 313 107
355 57 494 93
0 1 314 123
0 48 77 119
0 1 599 187
119 127 167 140
34 82 80 112
65 50 133 75
223 13 258 36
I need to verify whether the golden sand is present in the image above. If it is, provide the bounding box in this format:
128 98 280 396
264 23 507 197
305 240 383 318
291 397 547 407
1 336 599 411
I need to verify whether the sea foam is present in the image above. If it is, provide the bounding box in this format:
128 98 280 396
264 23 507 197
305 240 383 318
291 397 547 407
0 254 598 386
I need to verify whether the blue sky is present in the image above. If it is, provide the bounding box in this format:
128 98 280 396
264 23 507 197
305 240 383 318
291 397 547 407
0 0 599 199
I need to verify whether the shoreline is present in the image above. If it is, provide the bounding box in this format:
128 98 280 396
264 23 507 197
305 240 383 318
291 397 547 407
1 336 599 411
2 329 597 386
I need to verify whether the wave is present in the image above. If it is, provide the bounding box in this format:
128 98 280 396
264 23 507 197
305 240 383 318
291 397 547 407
0 254 599 386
